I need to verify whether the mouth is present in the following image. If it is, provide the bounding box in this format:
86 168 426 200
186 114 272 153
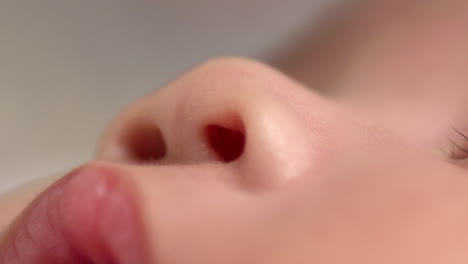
1 165 148 264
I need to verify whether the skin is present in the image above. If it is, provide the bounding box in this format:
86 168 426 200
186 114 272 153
2 1 468 263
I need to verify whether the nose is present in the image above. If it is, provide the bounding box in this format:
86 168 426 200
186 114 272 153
95 57 329 190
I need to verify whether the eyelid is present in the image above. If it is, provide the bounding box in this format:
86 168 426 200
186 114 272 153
453 126 468 140
448 126 468 160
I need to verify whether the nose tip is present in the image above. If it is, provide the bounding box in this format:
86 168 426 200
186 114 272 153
96 57 314 189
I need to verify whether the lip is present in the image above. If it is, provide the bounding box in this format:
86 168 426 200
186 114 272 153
1 164 148 264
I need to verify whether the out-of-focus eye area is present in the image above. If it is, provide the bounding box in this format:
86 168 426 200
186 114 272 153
446 127 468 160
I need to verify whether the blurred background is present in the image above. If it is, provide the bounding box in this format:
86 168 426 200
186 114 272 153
0 0 339 192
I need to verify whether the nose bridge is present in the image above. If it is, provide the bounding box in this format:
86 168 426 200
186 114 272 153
96 57 328 190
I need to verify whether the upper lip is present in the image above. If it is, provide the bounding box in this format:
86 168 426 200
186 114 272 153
2 163 149 264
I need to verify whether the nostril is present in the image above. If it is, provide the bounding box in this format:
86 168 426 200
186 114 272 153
122 122 167 163
205 124 246 163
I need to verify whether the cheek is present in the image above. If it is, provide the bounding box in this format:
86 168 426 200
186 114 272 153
394 109 451 152
353 94 459 158
270 146 468 262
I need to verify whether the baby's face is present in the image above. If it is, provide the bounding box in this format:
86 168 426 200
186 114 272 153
4 57 468 263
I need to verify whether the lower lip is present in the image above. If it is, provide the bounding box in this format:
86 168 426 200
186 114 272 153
1 166 146 264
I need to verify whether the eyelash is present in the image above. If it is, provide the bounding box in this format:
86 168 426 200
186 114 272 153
449 126 468 160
